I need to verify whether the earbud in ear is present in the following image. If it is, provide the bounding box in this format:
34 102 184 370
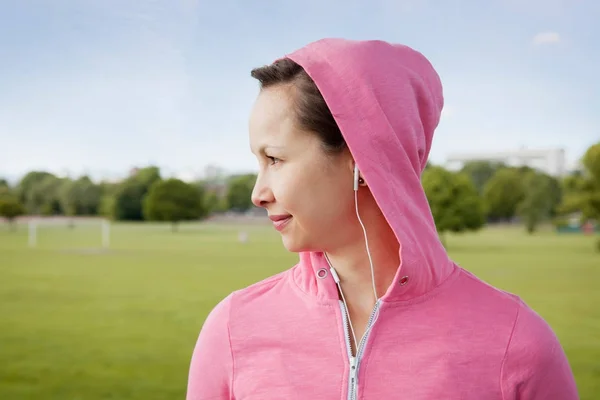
353 164 360 191
353 164 366 190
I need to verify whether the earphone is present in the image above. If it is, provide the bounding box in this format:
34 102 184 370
353 163 365 191
352 163 377 302
324 162 379 354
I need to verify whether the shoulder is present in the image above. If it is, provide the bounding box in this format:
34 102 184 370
203 267 294 329
186 268 294 399
232 268 290 304
186 292 234 399
453 268 526 320
194 263 293 338
453 268 577 399
499 296 578 399
502 297 562 369
457 269 563 354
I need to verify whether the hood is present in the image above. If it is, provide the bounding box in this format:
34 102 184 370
286 38 455 303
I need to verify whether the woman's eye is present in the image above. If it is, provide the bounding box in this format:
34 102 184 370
266 156 280 165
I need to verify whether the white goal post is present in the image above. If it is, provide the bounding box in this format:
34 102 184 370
27 217 111 249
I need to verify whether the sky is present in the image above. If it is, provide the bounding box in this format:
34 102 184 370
1 0 599 183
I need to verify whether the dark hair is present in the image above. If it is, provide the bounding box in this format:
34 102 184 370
250 58 346 154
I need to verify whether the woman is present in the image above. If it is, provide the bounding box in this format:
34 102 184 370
186 38 578 399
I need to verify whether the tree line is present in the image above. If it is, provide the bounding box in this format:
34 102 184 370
0 166 258 231
1 142 599 240
421 142 600 249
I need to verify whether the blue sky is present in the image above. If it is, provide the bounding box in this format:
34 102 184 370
1 0 598 183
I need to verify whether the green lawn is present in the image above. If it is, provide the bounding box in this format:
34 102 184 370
0 221 598 399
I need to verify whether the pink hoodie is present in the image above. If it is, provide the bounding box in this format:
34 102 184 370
186 39 578 400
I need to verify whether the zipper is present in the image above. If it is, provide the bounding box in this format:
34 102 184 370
339 299 380 400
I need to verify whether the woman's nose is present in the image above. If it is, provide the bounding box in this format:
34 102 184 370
251 175 274 208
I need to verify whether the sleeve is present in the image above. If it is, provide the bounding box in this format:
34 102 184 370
186 293 235 400
500 299 578 400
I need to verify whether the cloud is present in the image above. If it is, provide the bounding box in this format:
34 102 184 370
532 32 561 45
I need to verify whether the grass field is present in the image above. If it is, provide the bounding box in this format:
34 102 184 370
0 220 598 399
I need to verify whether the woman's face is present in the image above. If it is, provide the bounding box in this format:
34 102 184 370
249 84 358 253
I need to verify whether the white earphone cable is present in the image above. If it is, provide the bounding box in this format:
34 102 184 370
323 166 380 354
355 188 378 303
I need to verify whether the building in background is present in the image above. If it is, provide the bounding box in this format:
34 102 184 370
445 147 568 177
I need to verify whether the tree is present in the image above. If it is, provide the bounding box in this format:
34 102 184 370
546 175 563 217
17 171 54 205
97 181 120 219
460 161 505 194
99 195 116 219
130 165 160 186
579 143 600 253
143 178 207 231
17 171 64 215
204 190 228 214
518 171 554 234
113 181 147 221
33 175 64 215
580 143 600 222
557 143 600 221
557 173 588 216
59 176 102 216
0 189 26 230
556 142 600 252
422 166 486 246
482 168 525 221
583 142 600 182
226 174 257 212
112 166 162 221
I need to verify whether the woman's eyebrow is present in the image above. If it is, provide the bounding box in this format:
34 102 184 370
258 145 284 154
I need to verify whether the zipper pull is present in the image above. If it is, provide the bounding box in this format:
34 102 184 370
349 356 358 383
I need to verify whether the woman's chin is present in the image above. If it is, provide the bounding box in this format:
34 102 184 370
281 236 302 253
280 230 310 253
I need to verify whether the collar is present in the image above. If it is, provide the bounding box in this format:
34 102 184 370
293 250 456 304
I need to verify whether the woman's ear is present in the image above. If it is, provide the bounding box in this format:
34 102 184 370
350 158 367 187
